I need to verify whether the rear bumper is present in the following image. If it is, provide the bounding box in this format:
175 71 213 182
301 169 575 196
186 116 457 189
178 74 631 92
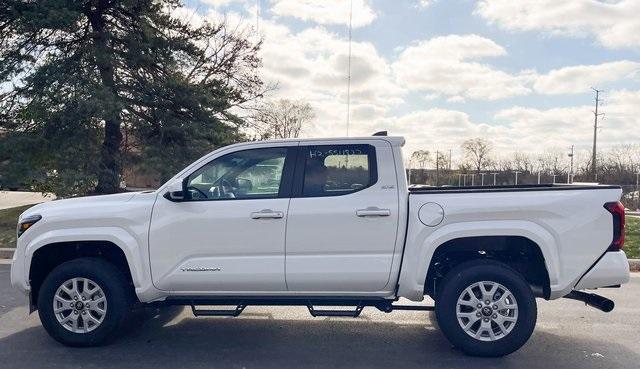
575 251 630 290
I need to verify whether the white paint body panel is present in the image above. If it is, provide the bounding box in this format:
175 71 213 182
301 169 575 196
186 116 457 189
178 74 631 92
574 251 630 290
399 187 623 300
285 139 400 292
9 136 629 305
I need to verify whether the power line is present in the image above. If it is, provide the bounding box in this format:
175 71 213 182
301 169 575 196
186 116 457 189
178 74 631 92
346 0 353 136
591 87 604 181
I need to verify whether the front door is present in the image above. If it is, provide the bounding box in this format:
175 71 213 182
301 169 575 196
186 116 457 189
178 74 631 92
149 145 295 292
285 141 400 292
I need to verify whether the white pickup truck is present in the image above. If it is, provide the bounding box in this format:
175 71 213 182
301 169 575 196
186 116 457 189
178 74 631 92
11 134 630 356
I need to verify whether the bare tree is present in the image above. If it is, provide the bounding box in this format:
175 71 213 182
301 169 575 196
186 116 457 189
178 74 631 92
252 99 314 139
461 138 492 173
410 150 431 169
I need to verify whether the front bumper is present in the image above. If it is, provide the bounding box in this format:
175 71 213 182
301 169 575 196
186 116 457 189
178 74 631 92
575 251 630 290
9 245 30 296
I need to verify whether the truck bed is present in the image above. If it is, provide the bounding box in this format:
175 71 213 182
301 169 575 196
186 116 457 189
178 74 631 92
409 183 621 194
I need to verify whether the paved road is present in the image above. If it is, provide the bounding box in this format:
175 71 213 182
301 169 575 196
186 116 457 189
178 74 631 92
0 264 638 369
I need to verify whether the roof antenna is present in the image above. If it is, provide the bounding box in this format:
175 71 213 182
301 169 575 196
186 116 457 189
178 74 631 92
372 131 387 136
346 0 353 137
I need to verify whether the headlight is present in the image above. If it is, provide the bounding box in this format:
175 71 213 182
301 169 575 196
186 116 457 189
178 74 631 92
17 214 42 237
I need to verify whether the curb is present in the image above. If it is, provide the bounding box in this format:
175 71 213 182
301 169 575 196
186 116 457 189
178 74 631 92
0 248 639 271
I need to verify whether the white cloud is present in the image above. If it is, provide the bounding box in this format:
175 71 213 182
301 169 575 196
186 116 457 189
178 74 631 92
534 61 640 94
392 34 534 100
493 90 640 148
364 89 640 156
475 0 640 49
417 0 435 9
269 0 376 28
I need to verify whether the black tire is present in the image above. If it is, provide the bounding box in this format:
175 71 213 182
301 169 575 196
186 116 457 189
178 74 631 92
37 258 132 347
435 259 537 357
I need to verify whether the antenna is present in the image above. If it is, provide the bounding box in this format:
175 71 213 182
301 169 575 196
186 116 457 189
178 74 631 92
346 0 353 136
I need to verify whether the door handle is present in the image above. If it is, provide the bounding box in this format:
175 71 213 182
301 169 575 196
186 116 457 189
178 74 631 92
356 207 391 217
250 209 284 219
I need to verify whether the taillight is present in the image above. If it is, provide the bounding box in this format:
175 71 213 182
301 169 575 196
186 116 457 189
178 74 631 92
604 201 625 251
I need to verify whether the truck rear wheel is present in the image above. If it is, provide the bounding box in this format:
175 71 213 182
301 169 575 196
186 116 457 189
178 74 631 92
37 258 132 347
435 260 536 357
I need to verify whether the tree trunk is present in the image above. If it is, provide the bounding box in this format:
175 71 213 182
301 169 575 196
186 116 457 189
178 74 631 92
89 4 123 194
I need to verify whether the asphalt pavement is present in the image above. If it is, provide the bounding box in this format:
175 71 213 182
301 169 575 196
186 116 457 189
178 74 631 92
1 263 638 369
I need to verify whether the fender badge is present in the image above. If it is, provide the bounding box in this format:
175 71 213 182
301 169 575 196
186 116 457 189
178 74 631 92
181 267 222 272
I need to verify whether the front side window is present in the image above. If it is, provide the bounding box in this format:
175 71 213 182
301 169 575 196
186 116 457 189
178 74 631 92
186 148 288 200
301 144 376 197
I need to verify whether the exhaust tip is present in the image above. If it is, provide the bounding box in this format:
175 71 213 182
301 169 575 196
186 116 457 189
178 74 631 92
564 291 615 313
600 299 615 313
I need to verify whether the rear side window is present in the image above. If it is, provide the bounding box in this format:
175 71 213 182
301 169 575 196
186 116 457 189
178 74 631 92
301 144 377 197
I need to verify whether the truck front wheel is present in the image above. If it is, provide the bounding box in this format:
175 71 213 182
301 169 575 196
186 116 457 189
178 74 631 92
37 258 132 347
435 260 537 357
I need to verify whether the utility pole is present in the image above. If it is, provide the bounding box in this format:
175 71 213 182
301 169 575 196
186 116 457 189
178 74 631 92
435 150 440 186
345 0 353 136
491 172 498 185
568 145 574 184
591 88 604 181
513 171 521 185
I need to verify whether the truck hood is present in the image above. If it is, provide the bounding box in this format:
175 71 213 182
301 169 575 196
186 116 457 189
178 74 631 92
20 192 143 221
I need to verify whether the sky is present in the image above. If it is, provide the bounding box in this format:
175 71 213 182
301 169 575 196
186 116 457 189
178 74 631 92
180 0 640 160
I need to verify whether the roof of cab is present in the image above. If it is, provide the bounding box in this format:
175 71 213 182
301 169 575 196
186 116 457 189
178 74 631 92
229 135 406 148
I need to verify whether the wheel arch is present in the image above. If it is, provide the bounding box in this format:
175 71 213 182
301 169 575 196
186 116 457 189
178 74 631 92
397 220 559 301
25 228 146 309
424 235 551 300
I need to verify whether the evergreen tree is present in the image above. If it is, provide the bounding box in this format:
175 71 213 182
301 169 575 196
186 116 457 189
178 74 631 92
0 0 263 195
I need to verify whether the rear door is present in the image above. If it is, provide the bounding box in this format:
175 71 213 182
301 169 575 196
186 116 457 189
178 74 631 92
285 140 400 292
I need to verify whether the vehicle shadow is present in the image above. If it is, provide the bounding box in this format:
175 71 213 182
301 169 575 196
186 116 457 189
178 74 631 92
0 306 637 369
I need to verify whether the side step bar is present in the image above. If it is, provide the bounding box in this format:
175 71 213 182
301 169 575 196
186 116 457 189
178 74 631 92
171 297 435 318
191 304 246 317
307 304 365 317
563 291 615 312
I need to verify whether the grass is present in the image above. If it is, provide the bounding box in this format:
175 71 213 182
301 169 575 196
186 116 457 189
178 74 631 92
0 204 638 258
0 205 34 249
626 216 640 259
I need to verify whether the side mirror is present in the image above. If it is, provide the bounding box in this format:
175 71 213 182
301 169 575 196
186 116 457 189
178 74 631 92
163 181 185 202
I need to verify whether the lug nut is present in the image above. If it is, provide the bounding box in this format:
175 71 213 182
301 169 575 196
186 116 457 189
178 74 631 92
74 310 79 314
74 296 78 300
82 297 86 301
483 318 489 322
485 300 490 305
493 304 498 310
82 311 87 315
476 312 481 317
492 314 497 319
70 303 74 307
477 303 482 309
